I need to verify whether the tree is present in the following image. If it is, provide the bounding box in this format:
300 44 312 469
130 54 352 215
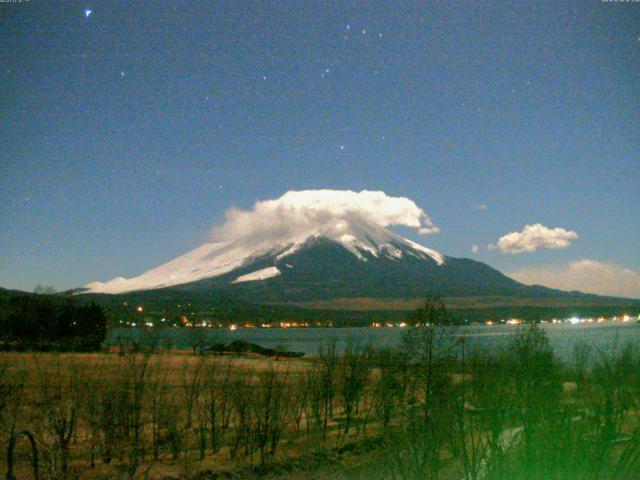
186 327 209 355
407 296 450 327
75 302 107 350
2 295 106 351
400 296 455 478
33 284 56 295
7 295 53 345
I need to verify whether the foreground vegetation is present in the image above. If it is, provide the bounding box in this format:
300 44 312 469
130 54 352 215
2 318 640 479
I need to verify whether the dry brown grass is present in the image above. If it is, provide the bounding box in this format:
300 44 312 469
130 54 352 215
3 332 640 480
0 350 369 479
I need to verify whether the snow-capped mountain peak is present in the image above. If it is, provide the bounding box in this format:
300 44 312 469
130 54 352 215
82 219 443 294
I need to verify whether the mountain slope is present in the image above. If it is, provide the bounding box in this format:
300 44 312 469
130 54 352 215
188 236 573 302
80 222 591 304
82 219 444 296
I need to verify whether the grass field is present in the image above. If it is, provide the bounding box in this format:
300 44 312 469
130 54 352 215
2 325 640 479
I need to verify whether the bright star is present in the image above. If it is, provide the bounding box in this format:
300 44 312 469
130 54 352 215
84 9 92 18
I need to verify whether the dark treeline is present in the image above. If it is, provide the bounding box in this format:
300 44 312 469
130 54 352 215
0 292 107 351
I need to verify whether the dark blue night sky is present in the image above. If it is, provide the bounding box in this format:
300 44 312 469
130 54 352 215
1 1 639 295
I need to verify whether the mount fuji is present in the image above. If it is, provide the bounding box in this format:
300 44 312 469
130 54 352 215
78 188 637 314
81 216 561 303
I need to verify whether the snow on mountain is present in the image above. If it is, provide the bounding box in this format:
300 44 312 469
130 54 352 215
232 266 281 284
82 189 446 294
82 219 444 294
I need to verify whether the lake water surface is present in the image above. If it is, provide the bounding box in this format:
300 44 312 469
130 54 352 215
109 321 640 363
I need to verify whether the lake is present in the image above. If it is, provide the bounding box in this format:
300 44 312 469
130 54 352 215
108 321 640 363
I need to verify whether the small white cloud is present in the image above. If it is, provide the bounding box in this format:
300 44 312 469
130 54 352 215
471 244 479 254
419 226 441 235
508 260 640 299
490 223 578 254
473 204 488 211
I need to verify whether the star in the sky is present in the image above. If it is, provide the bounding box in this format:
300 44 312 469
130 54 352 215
84 9 92 18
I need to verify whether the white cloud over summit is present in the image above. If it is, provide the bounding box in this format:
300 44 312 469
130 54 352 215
509 260 640 299
210 189 440 245
490 223 578 254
